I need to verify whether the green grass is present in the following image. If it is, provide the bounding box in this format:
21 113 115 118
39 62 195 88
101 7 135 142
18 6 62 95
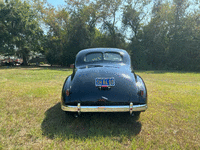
0 66 199 149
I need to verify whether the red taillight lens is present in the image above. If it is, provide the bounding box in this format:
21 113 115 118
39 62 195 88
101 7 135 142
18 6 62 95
140 90 144 96
66 89 70 96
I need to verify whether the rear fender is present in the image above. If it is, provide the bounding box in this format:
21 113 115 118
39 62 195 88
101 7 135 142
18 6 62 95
136 75 148 104
61 75 71 104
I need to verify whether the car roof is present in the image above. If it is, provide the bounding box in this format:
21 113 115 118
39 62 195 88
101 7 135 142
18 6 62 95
77 48 128 54
75 48 131 67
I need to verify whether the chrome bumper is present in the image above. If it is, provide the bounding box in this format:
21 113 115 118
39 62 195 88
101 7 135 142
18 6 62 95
61 102 147 115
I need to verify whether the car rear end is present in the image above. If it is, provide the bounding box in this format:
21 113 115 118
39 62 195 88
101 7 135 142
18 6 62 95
61 65 147 115
61 48 147 116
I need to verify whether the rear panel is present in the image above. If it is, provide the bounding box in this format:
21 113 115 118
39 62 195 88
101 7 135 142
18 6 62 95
67 66 140 105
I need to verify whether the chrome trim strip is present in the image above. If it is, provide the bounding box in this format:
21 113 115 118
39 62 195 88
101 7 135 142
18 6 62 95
61 103 147 112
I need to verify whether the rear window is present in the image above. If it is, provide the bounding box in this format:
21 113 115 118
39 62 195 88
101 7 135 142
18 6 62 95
84 52 122 62
103 52 122 61
84 52 103 62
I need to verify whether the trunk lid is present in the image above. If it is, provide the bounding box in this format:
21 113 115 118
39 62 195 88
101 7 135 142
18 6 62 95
69 65 139 104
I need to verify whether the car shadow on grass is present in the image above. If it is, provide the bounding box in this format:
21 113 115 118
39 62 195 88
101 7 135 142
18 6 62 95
41 102 142 139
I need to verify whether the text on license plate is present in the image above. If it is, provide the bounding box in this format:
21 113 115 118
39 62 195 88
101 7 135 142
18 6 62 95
95 78 115 86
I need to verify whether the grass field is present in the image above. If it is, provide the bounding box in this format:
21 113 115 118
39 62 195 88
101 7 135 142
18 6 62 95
0 66 199 150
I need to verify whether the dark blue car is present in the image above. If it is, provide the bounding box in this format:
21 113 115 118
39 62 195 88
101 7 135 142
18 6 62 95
61 48 147 117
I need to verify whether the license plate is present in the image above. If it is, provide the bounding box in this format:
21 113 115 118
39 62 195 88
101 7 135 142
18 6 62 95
95 78 115 86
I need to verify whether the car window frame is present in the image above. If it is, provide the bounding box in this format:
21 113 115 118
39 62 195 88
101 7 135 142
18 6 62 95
83 52 123 63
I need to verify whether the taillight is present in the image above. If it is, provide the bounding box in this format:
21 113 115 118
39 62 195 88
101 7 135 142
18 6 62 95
66 89 70 96
140 90 144 96
138 90 144 97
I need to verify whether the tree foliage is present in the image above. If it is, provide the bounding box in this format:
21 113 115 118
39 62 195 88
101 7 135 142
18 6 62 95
141 0 200 70
0 0 43 65
0 0 199 71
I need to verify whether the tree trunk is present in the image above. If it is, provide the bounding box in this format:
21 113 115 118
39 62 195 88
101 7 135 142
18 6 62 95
22 54 28 66
22 48 29 66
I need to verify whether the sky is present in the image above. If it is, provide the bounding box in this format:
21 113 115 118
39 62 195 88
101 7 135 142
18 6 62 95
46 0 66 7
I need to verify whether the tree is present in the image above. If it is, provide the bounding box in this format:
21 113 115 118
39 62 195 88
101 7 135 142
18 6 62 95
32 0 200 71
141 0 200 71
97 0 122 47
122 0 150 69
0 0 19 55
0 0 44 65
39 4 70 66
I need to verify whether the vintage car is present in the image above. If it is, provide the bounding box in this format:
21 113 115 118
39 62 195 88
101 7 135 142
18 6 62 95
61 48 147 117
